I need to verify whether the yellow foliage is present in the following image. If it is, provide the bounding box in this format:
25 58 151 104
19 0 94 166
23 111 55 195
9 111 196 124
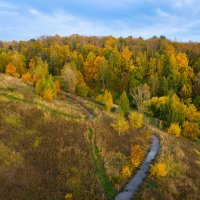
129 112 143 129
77 70 85 84
97 89 113 111
176 53 188 69
185 104 198 122
65 193 72 200
43 89 54 100
150 162 167 177
122 46 133 71
22 72 31 82
130 144 144 167
83 51 98 81
181 84 192 99
168 123 181 137
105 36 117 48
145 96 167 110
182 121 200 140
104 90 113 111
54 80 60 92
5 63 19 77
111 110 129 135
121 165 131 179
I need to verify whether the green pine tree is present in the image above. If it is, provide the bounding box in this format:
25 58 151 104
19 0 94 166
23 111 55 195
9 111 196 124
118 90 130 116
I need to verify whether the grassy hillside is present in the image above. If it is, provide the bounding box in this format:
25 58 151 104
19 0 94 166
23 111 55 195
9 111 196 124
135 128 200 200
0 74 151 200
1 74 200 200
0 88 104 200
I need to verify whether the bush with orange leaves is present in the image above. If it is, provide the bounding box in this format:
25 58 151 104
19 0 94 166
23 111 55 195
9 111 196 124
121 165 131 179
43 89 54 100
22 72 31 82
150 162 167 177
5 63 19 77
130 144 144 167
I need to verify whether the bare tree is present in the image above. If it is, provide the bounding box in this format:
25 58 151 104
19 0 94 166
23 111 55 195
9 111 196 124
130 84 151 113
61 64 77 93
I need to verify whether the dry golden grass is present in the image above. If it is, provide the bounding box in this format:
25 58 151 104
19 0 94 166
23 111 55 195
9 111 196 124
3 74 199 199
0 74 86 119
92 112 151 191
0 99 104 200
135 130 200 200
0 74 107 200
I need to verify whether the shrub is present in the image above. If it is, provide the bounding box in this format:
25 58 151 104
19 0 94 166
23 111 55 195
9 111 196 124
130 144 144 167
129 112 143 129
22 72 31 82
43 89 54 100
167 123 181 137
182 121 200 140
65 193 72 200
121 166 131 179
150 162 167 177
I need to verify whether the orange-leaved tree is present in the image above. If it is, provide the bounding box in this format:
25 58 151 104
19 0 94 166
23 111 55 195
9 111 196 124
5 63 19 77
130 144 144 167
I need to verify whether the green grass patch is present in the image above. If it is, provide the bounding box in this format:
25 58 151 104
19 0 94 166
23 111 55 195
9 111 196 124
0 85 16 92
88 126 116 199
146 179 158 190
0 93 82 120
4 114 21 128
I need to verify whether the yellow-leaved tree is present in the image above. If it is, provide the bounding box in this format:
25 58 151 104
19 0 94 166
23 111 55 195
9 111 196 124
182 121 200 140
111 110 129 135
129 112 143 129
150 162 167 177
97 89 113 111
167 123 181 137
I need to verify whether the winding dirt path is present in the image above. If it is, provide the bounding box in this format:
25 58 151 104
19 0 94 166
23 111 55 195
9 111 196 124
115 135 160 200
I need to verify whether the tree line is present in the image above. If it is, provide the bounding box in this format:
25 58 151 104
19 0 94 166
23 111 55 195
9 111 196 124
0 34 200 139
